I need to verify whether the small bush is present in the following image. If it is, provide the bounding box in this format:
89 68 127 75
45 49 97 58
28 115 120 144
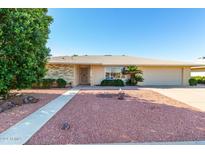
32 81 43 89
189 78 197 86
126 75 144 86
42 78 56 88
57 78 67 88
100 79 124 86
192 76 205 84
135 75 144 83
32 78 55 89
125 79 133 86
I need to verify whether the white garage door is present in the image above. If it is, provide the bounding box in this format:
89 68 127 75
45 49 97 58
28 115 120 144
142 67 182 86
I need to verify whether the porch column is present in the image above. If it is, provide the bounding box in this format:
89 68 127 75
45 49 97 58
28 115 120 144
182 67 191 86
90 65 94 86
73 65 79 86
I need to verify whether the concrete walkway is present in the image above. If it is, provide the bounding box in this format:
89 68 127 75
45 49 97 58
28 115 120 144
148 87 205 111
138 140 205 145
74 85 139 90
0 89 79 145
113 140 205 145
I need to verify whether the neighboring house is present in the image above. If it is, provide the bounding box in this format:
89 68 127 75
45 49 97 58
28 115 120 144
46 55 202 86
191 66 205 76
191 57 205 77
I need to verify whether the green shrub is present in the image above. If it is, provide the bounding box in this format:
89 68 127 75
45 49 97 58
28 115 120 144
189 78 197 86
32 78 58 89
126 75 144 86
201 77 205 84
125 79 133 86
42 78 56 88
192 76 205 84
56 78 67 88
135 75 144 83
101 79 124 86
32 81 43 89
0 9 53 97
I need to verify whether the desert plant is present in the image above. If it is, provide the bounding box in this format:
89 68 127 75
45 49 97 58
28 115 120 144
122 66 144 85
135 75 144 84
101 79 124 86
56 78 67 88
189 78 198 86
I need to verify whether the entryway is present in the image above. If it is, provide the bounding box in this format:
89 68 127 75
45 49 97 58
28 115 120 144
79 66 90 85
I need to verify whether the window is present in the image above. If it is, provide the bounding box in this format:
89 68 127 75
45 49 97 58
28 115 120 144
105 67 126 79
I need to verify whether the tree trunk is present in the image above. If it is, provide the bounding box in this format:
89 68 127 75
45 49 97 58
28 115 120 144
130 74 135 85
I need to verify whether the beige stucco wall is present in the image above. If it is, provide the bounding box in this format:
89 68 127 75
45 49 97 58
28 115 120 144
46 64 191 87
45 64 75 85
182 67 191 86
73 65 80 86
138 66 191 86
90 65 105 86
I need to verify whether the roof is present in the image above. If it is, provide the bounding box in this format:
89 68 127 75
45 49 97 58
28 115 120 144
191 66 205 70
48 55 203 66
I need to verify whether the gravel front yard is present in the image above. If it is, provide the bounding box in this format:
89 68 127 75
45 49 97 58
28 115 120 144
27 89 205 144
0 88 68 133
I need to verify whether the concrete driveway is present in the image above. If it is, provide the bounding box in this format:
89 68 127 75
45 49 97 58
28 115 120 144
147 87 205 112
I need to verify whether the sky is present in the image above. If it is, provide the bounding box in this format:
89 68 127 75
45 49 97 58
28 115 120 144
47 9 205 62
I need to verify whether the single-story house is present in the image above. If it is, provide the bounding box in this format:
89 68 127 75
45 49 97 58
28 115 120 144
45 55 203 86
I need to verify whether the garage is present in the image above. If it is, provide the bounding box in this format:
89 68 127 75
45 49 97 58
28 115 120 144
140 67 183 86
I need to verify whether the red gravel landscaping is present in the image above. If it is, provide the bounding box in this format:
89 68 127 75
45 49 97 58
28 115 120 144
27 89 205 144
0 88 68 133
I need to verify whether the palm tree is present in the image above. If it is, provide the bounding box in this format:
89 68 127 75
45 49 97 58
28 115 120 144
122 66 144 85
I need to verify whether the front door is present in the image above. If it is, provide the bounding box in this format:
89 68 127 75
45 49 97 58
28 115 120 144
80 67 89 85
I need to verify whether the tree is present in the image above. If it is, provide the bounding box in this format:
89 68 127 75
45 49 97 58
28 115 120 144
122 66 144 85
0 9 53 97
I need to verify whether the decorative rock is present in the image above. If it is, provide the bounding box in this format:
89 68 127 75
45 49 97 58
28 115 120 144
23 96 39 104
118 89 125 100
12 99 23 106
150 106 159 110
0 101 15 113
61 122 70 130
118 92 125 100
